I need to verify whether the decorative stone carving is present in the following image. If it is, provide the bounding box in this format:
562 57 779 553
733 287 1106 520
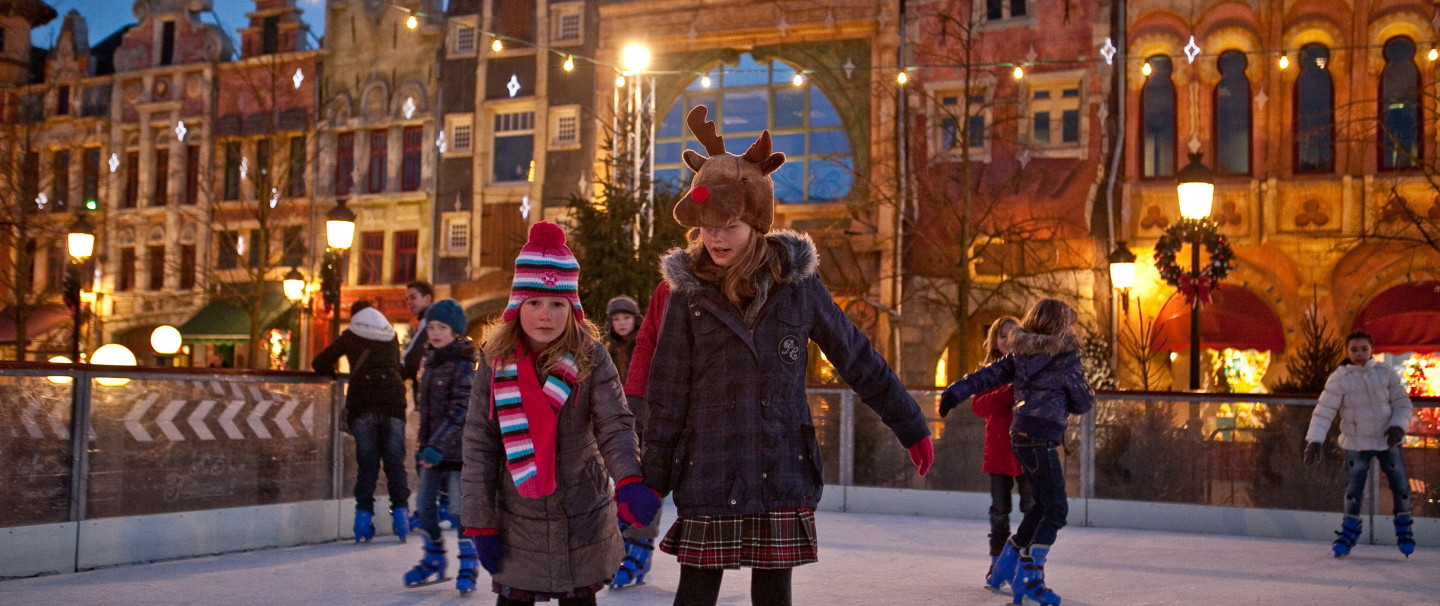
1141 205 1169 230
1294 199 1330 227
1215 200 1242 227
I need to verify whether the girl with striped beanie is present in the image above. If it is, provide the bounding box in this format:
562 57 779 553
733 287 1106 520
459 221 660 606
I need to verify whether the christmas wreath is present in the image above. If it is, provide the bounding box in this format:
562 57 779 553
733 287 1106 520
1153 217 1234 305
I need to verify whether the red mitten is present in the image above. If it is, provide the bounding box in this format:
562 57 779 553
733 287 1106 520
908 436 934 476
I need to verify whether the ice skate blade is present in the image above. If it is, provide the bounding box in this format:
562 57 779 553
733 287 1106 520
404 576 451 588
609 580 647 591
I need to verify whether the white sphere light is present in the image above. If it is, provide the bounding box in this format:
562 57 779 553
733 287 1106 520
92 344 137 386
151 325 182 355
47 356 73 384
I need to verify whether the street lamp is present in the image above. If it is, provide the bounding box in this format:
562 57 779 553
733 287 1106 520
283 266 312 369
617 43 655 246
283 267 306 303
66 213 95 363
1108 242 1137 315
1175 152 1216 390
151 325 182 366
323 199 356 342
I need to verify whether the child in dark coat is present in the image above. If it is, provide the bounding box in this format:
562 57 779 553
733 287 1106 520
941 299 1094 606
969 315 1033 585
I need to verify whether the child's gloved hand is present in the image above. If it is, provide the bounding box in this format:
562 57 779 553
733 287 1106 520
615 476 662 528
939 383 971 418
908 436 934 476
1303 442 1322 466
418 447 443 467
463 527 503 574
1386 426 1406 448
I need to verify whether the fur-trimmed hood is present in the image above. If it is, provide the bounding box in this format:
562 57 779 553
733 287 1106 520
1009 329 1081 358
658 229 819 294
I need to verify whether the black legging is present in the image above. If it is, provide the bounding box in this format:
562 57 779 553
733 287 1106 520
496 595 596 606
674 566 793 606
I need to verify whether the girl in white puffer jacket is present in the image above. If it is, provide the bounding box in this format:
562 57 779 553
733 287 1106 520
1304 331 1414 558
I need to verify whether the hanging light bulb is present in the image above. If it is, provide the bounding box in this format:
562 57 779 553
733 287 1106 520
1013 66 1024 80
406 15 418 29
492 38 504 52
1278 54 1289 70
563 55 575 72
792 73 804 87
1141 62 1152 76
896 71 908 85
615 75 626 88
700 75 712 88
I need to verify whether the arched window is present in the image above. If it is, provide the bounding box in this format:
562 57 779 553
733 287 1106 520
1140 55 1175 178
1214 50 1250 175
654 54 854 204
1380 36 1420 169
1294 43 1334 172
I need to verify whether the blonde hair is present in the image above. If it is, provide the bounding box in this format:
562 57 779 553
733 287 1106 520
686 226 783 306
982 316 1021 365
481 306 601 380
1019 299 1076 337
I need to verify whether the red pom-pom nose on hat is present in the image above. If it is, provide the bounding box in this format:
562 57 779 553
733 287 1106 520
689 186 710 204
527 220 567 249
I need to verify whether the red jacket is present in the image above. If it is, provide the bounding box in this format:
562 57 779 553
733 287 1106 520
971 384 1022 476
623 281 671 398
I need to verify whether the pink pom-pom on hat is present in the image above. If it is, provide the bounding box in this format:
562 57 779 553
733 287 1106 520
502 221 584 324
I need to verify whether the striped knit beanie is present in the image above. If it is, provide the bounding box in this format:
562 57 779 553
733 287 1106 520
502 221 584 324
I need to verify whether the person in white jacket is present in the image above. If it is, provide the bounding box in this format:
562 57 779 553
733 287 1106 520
1304 331 1415 558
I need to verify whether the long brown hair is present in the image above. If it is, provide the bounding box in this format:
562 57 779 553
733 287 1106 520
1019 298 1076 337
686 226 783 306
481 306 601 380
982 316 1021 365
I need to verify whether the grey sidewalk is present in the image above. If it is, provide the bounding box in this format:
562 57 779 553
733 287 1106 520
4 505 1437 605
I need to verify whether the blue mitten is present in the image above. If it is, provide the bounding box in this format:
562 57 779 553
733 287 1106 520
615 476 662 528
418 447 443 466
464 527 504 575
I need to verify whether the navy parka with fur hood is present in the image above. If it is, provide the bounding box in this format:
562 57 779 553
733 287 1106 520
417 337 477 463
946 330 1095 445
641 230 931 517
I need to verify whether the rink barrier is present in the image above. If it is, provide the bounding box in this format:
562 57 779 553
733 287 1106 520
2 365 1437 578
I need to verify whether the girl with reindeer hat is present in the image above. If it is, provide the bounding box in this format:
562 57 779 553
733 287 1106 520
640 106 935 605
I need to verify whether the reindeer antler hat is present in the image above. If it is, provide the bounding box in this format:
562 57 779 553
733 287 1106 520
675 106 786 233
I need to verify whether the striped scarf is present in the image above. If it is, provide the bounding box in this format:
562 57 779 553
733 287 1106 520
491 346 580 498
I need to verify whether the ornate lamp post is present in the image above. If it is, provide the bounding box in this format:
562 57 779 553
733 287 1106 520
283 266 311 367
618 43 655 243
65 213 95 362
1108 242 1137 316
1171 152 1217 390
323 198 356 342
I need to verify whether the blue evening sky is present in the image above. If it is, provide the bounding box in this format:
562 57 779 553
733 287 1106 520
33 0 327 49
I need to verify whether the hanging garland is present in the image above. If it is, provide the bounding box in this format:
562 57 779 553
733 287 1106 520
1154 218 1234 305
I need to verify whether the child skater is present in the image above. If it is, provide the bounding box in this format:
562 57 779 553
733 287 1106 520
459 222 661 606
603 294 662 590
1304 331 1415 558
940 298 1094 606
642 106 934 606
401 299 477 593
969 316 1033 587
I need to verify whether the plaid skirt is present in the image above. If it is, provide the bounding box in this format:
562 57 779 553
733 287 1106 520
658 508 818 569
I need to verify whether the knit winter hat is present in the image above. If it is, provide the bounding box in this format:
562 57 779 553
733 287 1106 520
349 307 396 342
675 105 786 232
503 221 584 324
606 295 639 317
426 299 467 336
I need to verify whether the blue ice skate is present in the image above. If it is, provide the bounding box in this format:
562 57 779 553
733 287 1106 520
403 537 448 587
1333 515 1362 558
1396 513 1415 557
1011 545 1061 605
391 507 410 543
609 537 654 589
456 537 480 595
986 540 1020 592
438 493 459 530
353 510 374 544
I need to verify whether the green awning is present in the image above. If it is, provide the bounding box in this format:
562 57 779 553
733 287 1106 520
178 294 293 344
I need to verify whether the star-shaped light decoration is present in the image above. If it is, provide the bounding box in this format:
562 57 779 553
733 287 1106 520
175 121 187 141
270 188 279 208
506 75 521 98
293 68 304 89
1018 149 1032 169
1184 36 1201 64
436 130 446 153
520 195 531 220
108 153 120 174
36 193 48 209
236 234 246 256
240 157 249 180
1100 38 1117 65
403 96 416 120
778 15 789 36
843 57 856 80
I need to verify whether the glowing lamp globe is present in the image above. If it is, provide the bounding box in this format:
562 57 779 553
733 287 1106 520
92 344 137 386
151 325 182 355
1175 152 1216 220
47 356 73 384
621 44 651 72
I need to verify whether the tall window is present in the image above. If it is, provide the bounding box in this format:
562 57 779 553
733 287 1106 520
1029 83 1081 148
247 228 263 268
288 135 306 196
57 85 70 116
282 225 305 267
223 142 241 200
262 16 279 55
123 151 140 208
492 111 534 183
655 54 855 203
401 126 422 191
152 148 169 206
179 244 196 289
160 21 176 65
118 247 136 291
255 140 271 199
147 245 165 291
217 230 239 269
367 130 387 193
335 132 354 195
52 150 70 212
1214 50 1251 175
359 231 385 285
1140 55 1175 178
184 145 200 205
1295 43 1334 173
393 230 418 284
82 148 99 209
936 93 986 151
1380 37 1420 170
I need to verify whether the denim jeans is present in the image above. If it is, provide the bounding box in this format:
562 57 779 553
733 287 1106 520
1009 434 1067 549
988 472 1034 556
1343 446 1412 516
351 412 410 514
416 466 462 542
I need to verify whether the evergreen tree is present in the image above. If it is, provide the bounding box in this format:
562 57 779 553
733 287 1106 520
1270 301 1342 394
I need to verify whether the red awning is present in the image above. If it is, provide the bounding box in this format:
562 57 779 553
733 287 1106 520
0 304 71 344
1353 281 1440 353
1149 285 1285 353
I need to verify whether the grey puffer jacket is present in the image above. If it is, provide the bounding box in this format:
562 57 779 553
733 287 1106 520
642 230 930 517
948 330 1094 444
417 337 476 464
459 342 638 594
